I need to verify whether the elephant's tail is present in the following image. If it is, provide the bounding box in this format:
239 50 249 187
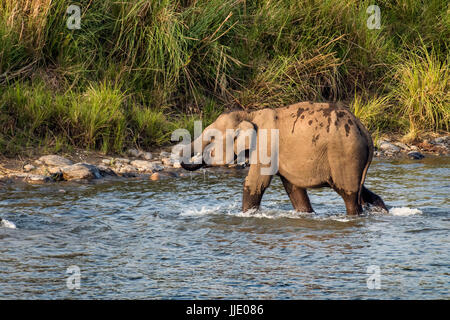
356 120 374 207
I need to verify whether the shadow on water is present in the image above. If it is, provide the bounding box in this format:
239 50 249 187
0 157 449 299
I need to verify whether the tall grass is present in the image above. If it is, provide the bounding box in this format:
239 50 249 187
0 0 448 155
392 48 449 132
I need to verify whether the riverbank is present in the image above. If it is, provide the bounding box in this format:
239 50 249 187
1 134 448 185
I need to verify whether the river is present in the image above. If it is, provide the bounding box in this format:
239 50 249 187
0 157 449 299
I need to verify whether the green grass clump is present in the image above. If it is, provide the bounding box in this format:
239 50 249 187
67 83 127 152
0 0 448 156
392 48 449 132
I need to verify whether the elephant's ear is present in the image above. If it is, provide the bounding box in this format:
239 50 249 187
234 120 257 155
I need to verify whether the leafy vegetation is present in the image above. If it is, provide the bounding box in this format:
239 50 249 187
0 0 448 155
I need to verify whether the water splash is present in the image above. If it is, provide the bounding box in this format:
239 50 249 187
389 207 423 216
0 218 17 229
180 204 355 221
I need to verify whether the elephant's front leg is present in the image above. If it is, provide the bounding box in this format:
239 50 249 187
242 165 273 212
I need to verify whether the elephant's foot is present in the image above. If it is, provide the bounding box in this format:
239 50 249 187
242 186 263 212
361 186 388 212
280 176 314 213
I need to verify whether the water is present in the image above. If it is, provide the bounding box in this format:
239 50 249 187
0 157 449 299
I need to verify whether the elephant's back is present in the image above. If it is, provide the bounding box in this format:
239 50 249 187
276 102 371 187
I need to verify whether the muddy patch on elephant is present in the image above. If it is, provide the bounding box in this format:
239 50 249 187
344 123 351 136
312 133 320 145
291 107 307 133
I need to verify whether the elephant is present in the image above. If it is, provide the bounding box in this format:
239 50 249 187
180 101 387 215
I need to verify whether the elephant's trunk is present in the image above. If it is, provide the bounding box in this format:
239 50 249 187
180 140 206 171
180 161 204 171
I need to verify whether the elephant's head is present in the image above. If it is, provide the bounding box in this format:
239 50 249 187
180 110 256 171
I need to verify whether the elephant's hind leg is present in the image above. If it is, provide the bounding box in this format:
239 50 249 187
280 176 314 213
361 186 388 212
333 188 362 215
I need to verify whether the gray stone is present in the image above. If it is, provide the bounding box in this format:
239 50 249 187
393 142 410 150
160 151 171 158
130 160 163 172
407 151 425 160
26 174 51 184
431 136 449 145
118 164 137 174
61 163 102 181
115 158 131 164
127 148 141 158
39 155 73 167
151 162 164 172
142 152 152 160
378 141 400 153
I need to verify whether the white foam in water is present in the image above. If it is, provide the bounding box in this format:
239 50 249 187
180 204 352 221
389 207 423 216
180 205 224 217
235 209 312 219
0 218 17 229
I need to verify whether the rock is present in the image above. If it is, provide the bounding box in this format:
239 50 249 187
23 164 35 172
127 148 141 158
47 166 63 174
130 160 163 172
160 151 171 158
151 162 164 172
407 151 425 160
118 164 137 174
130 160 154 172
378 140 400 154
173 160 182 168
97 165 117 176
161 157 173 166
60 163 102 181
142 152 152 160
431 136 449 146
101 159 112 165
115 158 131 164
393 142 410 151
11 173 29 178
39 155 73 167
26 174 51 184
150 173 160 181
34 159 43 165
